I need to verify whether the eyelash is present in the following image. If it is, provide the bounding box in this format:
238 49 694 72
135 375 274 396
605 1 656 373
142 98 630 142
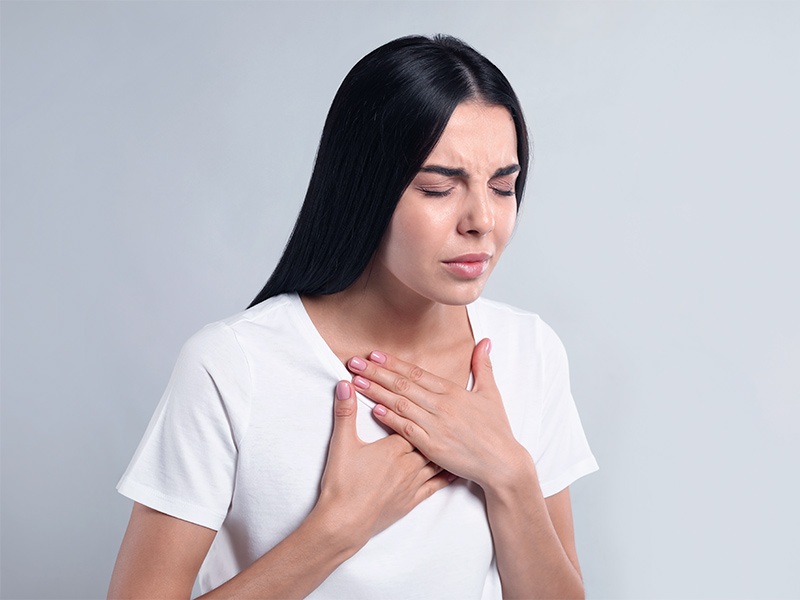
421 189 451 197
420 187 515 198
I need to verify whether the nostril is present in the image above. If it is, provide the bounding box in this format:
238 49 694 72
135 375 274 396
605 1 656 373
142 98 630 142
466 227 492 236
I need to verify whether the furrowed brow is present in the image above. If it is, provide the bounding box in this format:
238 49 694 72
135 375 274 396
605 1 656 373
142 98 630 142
419 165 469 178
492 164 521 178
418 164 520 179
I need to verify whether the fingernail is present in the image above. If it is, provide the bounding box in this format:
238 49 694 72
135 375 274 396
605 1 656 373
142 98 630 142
353 375 370 390
373 404 387 416
336 381 350 400
349 356 367 371
369 351 386 364
485 339 492 355
447 474 458 482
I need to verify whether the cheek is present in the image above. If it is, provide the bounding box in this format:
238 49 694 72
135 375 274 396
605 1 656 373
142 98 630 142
379 218 426 269
387 206 448 254
496 207 517 247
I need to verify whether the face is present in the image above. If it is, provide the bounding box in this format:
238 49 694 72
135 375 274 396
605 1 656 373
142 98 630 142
372 102 519 306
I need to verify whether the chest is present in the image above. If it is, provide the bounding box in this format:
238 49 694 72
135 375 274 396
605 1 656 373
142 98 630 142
225 365 495 597
326 336 476 392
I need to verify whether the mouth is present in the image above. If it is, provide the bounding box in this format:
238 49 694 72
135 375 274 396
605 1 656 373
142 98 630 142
442 253 491 279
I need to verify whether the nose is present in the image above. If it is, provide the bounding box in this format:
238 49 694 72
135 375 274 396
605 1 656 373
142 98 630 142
457 187 495 236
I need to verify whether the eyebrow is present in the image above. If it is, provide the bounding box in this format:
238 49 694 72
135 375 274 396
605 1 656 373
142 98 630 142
419 164 520 178
492 164 521 178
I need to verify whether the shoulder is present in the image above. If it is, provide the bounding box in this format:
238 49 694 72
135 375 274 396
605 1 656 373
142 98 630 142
163 297 305 443
180 293 297 363
471 296 564 352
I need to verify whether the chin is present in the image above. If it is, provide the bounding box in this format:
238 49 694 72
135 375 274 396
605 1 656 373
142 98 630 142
428 280 488 306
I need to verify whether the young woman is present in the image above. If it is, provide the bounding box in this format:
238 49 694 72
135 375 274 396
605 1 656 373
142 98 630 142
109 35 598 599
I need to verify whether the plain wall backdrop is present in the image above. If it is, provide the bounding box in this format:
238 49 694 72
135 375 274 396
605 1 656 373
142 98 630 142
2 1 799 598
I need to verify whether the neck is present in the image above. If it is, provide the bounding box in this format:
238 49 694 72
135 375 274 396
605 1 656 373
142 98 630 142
301 272 473 361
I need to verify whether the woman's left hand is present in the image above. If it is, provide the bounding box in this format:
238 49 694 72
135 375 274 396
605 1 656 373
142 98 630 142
346 338 530 491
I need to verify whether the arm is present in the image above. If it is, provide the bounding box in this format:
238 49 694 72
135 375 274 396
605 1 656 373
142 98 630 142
483 464 584 599
108 503 216 599
108 501 360 600
346 340 585 599
109 381 452 600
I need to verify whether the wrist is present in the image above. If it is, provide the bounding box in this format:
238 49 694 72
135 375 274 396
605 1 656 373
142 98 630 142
479 443 539 502
306 497 368 561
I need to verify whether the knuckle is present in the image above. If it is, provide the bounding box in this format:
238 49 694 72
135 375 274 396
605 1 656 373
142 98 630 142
395 397 410 415
334 404 355 419
408 366 424 382
394 375 410 393
402 421 415 439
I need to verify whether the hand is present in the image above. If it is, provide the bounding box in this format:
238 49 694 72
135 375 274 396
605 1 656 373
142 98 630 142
346 339 529 491
313 381 453 549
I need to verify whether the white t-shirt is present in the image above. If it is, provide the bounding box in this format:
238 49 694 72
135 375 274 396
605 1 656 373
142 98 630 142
118 293 598 599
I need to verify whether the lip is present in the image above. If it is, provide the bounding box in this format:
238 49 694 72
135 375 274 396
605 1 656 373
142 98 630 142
442 253 492 279
445 253 491 263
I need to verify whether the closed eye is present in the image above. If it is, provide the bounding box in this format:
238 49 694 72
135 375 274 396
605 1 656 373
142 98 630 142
490 187 515 197
420 188 453 197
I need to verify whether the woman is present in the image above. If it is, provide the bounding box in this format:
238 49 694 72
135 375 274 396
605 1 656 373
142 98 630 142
109 34 598 599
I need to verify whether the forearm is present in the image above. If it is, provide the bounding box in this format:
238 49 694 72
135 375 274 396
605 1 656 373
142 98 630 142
483 450 584 600
199 505 363 600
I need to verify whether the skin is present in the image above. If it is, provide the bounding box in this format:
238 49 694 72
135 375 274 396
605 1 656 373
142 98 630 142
108 102 585 599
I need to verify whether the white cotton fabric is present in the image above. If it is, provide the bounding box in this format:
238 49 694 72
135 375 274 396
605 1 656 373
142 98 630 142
117 293 598 598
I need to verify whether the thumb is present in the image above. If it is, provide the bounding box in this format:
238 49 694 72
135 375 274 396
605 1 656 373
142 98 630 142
471 338 497 394
330 381 359 448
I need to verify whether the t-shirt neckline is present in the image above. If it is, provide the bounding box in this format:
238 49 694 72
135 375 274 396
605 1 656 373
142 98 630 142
287 292 484 404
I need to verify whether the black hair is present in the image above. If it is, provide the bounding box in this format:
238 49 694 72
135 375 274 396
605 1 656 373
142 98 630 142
249 34 529 307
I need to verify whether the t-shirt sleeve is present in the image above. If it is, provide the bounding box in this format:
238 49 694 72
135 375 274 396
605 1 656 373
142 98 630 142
532 323 599 498
117 322 251 530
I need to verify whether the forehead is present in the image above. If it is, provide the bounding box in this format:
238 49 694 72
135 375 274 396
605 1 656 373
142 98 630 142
424 103 518 170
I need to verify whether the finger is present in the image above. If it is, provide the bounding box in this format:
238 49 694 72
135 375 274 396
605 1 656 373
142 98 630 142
349 358 439 417
353 372 430 427
470 338 498 395
413 470 455 505
399 445 434 473
416 461 443 482
381 432 417 455
370 351 450 394
373 402 430 452
411 461 443 490
329 381 361 449
352 352 448 396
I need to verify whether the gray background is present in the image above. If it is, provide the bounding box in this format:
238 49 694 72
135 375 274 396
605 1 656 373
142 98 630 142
2 1 799 598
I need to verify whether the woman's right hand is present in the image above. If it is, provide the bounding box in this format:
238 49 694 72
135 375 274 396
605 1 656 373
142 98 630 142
109 380 450 600
311 380 453 550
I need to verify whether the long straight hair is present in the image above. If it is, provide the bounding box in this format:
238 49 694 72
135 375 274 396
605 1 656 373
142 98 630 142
249 35 529 308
